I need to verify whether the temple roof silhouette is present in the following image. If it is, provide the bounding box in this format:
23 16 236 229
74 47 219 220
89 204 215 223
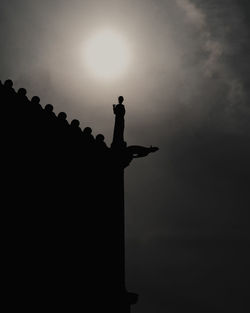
1 79 159 312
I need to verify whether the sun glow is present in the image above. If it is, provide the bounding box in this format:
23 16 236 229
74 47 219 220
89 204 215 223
84 29 130 80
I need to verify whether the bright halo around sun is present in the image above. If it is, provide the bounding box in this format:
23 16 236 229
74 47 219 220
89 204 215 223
84 29 131 80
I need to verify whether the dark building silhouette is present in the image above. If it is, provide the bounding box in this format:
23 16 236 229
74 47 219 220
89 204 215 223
1 81 158 312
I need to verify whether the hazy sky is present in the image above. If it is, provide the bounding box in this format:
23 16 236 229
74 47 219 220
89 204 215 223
1 1 250 312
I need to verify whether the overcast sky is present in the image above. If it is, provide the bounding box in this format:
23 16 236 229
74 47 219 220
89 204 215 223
1 1 250 312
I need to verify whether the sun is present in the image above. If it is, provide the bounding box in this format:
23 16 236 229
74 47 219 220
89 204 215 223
84 29 130 80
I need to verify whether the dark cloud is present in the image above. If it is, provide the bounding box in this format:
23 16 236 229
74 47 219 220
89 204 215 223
1 1 249 312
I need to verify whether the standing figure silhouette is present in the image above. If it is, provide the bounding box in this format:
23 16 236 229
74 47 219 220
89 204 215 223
111 96 126 148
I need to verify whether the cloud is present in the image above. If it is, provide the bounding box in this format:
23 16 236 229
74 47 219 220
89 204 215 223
175 0 250 134
176 0 223 77
176 0 206 29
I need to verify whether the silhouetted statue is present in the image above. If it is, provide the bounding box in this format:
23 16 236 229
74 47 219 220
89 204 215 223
44 104 57 138
3 80 15 106
17 88 29 106
56 111 69 140
44 104 54 115
57 112 68 129
96 134 108 151
58 111 67 119
111 96 126 148
31 95 40 105
44 104 56 124
31 96 42 113
111 96 159 166
70 119 82 137
82 126 95 146
69 119 83 154
44 104 56 123
17 88 28 98
71 119 80 128
15 88 29 125
4 79 14 91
